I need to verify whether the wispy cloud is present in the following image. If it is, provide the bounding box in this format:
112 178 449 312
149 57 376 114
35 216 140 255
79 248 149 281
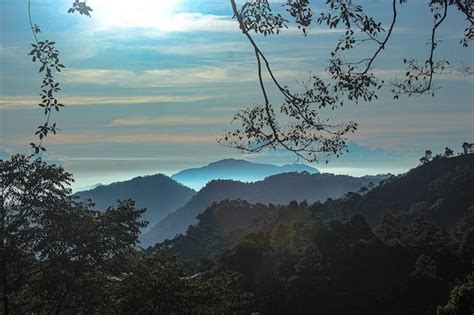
0 95 212 110
108 115 230 127
0 46 21 57
10 133 217 145
59 66 248 87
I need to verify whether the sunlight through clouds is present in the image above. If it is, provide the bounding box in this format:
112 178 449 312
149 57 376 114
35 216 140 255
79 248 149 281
90 0 183 27
88 0 237 33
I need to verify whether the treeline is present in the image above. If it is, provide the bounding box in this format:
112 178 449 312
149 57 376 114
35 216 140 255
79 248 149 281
1 153 473 314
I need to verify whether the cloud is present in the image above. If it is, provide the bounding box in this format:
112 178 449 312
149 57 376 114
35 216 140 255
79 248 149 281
0 95 212 110
91 6 239 34
0 46 21 57
108 115 230 127
83 0 344 38
138 42 253 56
10 133 217 145
59 66 249 87
55 63 309 89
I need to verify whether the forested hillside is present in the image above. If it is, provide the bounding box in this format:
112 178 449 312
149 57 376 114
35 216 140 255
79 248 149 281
76 174 196 231
153 154 474 314
3 153 473 314
141 172 389 246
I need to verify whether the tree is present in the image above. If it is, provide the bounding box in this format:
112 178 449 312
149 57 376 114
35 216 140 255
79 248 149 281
437 271 474 315
25 0 473 163
115 251 252 314
420 149 433 164
444 147 454 157
462 142 473 154
0 154 147 314
218 0 473 162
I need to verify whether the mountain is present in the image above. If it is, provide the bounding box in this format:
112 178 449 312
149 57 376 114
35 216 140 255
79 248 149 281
325 153 474 226
76 174 196 231
153 199 281 261
141 172 390 247
155 154 474 263
171 158 319 190
74 183 104 193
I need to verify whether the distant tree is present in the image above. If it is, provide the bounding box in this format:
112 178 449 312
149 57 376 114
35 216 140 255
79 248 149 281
375 213 408 245
357 186 369 194
411 254 438 279
462 142 474 154
444 147 454 157
420 149 433 164
455 207 474 264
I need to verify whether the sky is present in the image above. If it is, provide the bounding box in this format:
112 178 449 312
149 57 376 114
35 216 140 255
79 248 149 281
1 0 473 190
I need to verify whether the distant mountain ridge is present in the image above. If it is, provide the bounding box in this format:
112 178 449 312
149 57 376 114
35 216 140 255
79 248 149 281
171 158 319 190
154 154 474 263
141 171 390 247
76 174 196 232
74 183 104 193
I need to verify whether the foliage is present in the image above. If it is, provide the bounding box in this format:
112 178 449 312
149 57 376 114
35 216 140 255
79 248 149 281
104 250 253 314
67 0 93 17
210 210 471 314
1 155 147 313
0 155 255 314
437 271 474 315
140 154 474 313
27 0 90 154
219 0 474 161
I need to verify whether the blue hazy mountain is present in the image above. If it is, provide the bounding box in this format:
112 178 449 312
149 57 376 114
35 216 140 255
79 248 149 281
141 171 391 247
76 174 196 232
171 158 320 190
73 183 104 193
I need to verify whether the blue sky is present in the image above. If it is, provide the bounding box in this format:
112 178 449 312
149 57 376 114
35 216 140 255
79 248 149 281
1 0 473 189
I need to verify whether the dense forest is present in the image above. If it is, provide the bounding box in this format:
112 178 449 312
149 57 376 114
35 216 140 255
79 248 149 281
1 152 473 314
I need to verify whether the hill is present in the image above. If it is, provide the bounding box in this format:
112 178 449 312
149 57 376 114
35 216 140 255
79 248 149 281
76 174 196 231
171 158 319 190
154 154 474 263
141 172 389 247
311 153 474 227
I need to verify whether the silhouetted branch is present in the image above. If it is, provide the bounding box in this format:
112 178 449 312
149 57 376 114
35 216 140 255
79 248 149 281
392 0 449 97
27 0 65 155
27 1 91 155
220 0 357 162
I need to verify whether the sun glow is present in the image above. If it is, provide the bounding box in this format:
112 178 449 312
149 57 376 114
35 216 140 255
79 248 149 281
89 0 185 31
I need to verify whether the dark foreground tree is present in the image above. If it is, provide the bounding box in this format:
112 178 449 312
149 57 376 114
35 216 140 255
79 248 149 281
0 155 253 313
0 155 146 313
437 271 474 315
115 251 252 314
